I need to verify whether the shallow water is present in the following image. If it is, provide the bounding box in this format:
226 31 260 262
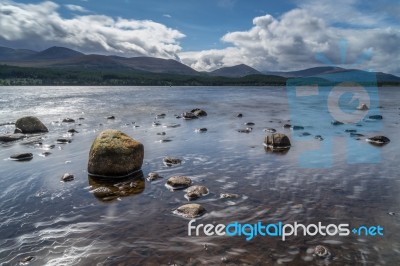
0 86 399 265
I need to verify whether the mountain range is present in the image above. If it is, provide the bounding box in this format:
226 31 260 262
0 46 399 84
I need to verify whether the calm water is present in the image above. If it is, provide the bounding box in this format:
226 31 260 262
0 86 399 266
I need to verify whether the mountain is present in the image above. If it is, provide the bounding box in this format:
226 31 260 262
210 64 261 77
264 66 346 78
27 46 84 60
0 46 199 75
0 46 37 61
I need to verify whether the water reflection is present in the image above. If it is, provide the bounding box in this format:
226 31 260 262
88 171 145 202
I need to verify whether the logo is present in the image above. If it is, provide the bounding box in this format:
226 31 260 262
286 39 381 168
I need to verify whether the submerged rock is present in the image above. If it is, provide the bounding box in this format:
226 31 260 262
163 156 182 167
331 120 344 126
182 112 198 120
107 116 115 120
166 176 192 190
88 129 144 178
369 115 383 120
62 118 75 123
237 127 252 133
185 185 209 201
0 133 25 142
15 116 48 134
61 173 74 182
68 129 79 133
57 138 71 144
237 113 243 118
191 108 207 117
366 136 390 145
156 113 166 119
245 122 255 126
156 132 166 136
195 128 207 133
283 124 292 128
264 128 276 133
10 153 33 161
313 245 331 259
19 256 35 265
220 193 240 199
173 203 206 218
264 133 291 150
314 135 324 141
147 172 162 181
88 173 145 202
291 125 304 130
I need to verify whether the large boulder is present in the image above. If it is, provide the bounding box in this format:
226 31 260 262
15 116 48 134
264 133 291 150
88 129 144 177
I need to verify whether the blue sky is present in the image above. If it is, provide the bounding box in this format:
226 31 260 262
0 0 399 74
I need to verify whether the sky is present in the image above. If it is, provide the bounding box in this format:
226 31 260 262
0 0 399 75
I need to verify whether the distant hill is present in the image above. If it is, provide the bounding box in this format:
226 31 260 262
27 46 84 60
264 66 346 78
210 64 261 77
0 46 37 61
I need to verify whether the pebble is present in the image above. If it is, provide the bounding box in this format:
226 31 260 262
173 203 206 218
163 157 182 167
147 172 162 181
57 138 71 144
313 245 330 259
62 118 75 123
220 193 240 199
166 176 192 190
19 256 35 265
61 173 74 182
195 128 207 133
10 153 33 161
184 185 209 201
264 128 276 133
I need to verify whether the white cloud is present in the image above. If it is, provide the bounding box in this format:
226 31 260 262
180 4 400 75
163 14 172 18
65 4 88 13
0 1 185 59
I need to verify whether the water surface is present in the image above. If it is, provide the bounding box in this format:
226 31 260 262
0 86 399 265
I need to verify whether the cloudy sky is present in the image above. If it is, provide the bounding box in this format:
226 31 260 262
0 0 399 75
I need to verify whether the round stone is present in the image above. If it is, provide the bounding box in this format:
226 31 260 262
15 116 48 134
173 203 206 218
166 176 192 190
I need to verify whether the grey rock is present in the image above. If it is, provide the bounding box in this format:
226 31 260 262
15 116 48 134
191 108 207 117
369 115 383 120
163 156 182 167
195 128 207 133
173 203 206 218
62 118 75 123
220 193 240 199
366 136 390 145
185 185 209 201
166 176 192 190
61 173 74 182
264 133 291 150
0 133 25 142
313 245 331 259
10 153 33 161
147 172 162 181
182 112 198 120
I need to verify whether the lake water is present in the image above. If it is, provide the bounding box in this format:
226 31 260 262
0 86 399 265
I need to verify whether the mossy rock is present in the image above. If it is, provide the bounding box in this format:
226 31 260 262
88 129 144 177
